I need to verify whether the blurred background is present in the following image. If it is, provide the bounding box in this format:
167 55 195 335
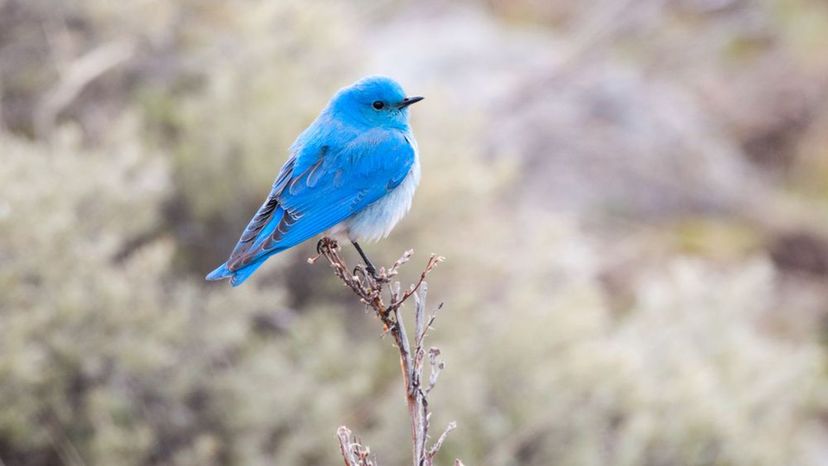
2 0 828 464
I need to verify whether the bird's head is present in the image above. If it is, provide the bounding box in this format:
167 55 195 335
328 76 423 129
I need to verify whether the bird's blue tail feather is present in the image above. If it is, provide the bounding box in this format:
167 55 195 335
205 263 232 281
229 260 266 287
205 259 267 287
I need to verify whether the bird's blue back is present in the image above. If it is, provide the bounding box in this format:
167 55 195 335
206 76 418 286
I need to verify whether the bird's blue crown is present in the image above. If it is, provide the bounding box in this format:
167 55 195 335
328 76 414 129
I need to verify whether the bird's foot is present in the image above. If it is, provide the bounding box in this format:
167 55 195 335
309 237 339 264
353 264 382 282
316 237 339 254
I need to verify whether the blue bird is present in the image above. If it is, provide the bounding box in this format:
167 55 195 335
206 76 423 286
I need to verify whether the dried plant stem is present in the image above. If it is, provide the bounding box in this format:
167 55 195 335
310 238 461 466
337 427 376 466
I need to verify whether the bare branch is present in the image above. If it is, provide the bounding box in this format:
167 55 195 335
394 304 414 393
313 239 462 466
414 283 428 345
390 255 445 312
427 421 457 460
388 249 415 276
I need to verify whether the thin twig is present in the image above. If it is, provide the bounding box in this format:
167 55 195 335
428 422 457 461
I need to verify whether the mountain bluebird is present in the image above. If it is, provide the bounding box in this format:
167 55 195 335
206 76 423 286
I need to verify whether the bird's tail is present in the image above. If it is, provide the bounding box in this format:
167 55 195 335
205 259 266 287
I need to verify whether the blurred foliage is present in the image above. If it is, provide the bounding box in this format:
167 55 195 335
2 0 828 465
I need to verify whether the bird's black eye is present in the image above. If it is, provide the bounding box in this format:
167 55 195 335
372 101 385 110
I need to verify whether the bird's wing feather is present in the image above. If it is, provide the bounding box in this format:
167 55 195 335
226 154 296 261
226 129 414 271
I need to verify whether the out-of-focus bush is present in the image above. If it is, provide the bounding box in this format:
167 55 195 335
436 256 828 465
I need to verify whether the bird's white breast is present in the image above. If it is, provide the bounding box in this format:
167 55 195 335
332 147 420 243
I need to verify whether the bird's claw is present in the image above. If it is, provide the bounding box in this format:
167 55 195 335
316 237 338 254
353 264 381 282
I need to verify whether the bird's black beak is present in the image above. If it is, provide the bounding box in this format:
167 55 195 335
398 96 424 109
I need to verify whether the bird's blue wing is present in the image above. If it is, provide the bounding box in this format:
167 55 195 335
225 129 415 271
